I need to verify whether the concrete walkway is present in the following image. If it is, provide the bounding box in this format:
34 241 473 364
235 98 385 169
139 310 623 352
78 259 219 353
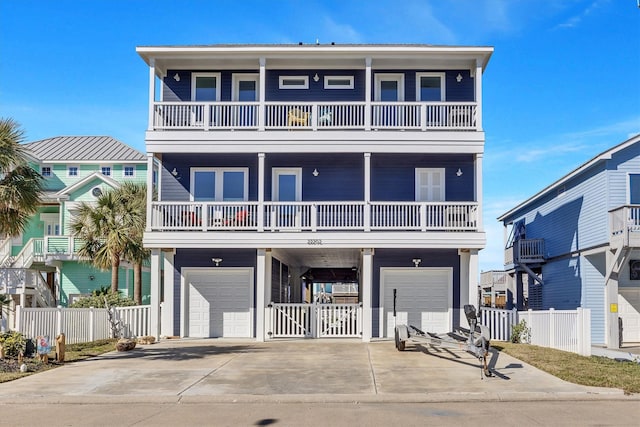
0 339 634 404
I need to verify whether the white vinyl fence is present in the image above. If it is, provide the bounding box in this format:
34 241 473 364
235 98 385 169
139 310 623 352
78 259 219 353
479 307 591 356
266 303 362 338
14 305 150 345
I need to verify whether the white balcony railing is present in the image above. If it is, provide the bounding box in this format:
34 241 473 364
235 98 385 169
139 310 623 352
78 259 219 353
149 201 479 232
151 101 477 131
609 205 640 248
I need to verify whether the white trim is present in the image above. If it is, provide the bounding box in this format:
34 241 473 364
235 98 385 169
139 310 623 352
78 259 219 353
232 73 259 101
415 72 446 102
415 168 445 201
190 167 249 201
324 75 354 89
278 75 309 89
67 165 79 178
191 72 221 101
272 168 302 201
379 267 453 338
374 73 404 101
181 267 255 338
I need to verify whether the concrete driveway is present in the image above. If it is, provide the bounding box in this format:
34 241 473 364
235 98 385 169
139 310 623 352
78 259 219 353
0 339 630 403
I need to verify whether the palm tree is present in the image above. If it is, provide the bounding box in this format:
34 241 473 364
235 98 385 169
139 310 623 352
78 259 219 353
71 182 148 300
0 118 43 237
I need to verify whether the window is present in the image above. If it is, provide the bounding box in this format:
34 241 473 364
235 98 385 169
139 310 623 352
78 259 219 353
67 166 79 177
190 168 248 201
416 73 445 101
324 75 354 89
273 168 302 201
279 75 309 89
232 74 259 101
191 72 220 101
40 213 60 236
101 166 111 176
630 174 640 204
124 166 135 177
41 166 51 177
415 168 445 201
374 74 404 101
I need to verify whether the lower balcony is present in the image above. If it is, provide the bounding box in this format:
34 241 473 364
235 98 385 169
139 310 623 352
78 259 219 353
609 205 640 248
504 239 546 269
149 201 479 232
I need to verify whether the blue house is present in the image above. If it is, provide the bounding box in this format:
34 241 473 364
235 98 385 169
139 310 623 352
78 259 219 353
137 44 493 341
498 134 640 348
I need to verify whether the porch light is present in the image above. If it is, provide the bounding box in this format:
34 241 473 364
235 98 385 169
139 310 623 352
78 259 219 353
312 168 319 177
456 73 463 83
313 73 320 82
174 73 180 82
456 168 463 177
212 258 223 267
171 168 181 180
412 258 421 268
89 275 95 281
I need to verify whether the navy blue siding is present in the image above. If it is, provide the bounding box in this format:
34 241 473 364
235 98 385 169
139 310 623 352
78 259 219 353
371 153 475 201
373 70 473 102
172 248 258 335
266 70 365 101
371 249 460 337
163 70 259 102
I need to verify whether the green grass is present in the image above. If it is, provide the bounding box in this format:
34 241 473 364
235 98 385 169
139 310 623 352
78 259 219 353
0 338 117 383
493 342 640 394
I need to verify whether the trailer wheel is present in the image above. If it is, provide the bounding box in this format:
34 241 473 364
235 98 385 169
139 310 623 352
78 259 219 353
394 325 407 351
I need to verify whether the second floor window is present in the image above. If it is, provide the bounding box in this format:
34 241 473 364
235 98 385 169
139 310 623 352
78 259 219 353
416 73 445 102
191 73 220 102
68 166 78 177
191 168 248 202
279 76 309 89
41 166 51 177
124 166 135 177
101 166 111 176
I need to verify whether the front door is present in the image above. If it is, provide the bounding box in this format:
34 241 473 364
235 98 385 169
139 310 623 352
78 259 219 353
272 168 302 229
232 73 259 127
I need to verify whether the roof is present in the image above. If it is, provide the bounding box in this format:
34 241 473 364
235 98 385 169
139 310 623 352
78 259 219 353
24 136 145 163
498 133 640 223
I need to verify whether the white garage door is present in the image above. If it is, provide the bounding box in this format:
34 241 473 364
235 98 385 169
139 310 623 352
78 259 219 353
186 268 253 338
619 288 640 344
381 268 452 338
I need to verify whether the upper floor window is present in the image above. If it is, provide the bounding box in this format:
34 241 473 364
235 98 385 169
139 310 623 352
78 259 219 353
191 72 220 101
41 166 51 177
324 76 354 89
630 174 640 204
415 168 445 202
191 168 248 202
374 74 404 101
67 166 79 177
101 166 112 176
416 73 445 101
279 75 309 89
124 166 135 178
232 74 259 101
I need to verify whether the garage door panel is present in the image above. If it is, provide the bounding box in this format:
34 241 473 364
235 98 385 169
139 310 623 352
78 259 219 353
619 289 640 344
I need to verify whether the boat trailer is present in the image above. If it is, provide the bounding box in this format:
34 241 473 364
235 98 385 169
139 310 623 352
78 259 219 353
393 291 492 379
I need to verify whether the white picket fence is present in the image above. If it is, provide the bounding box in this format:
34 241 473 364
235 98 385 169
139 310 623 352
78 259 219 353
266 303 362 338
14 305 150 345
479 307 591 356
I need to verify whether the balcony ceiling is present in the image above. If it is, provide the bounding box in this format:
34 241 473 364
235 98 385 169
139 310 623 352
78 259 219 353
273 248 361 269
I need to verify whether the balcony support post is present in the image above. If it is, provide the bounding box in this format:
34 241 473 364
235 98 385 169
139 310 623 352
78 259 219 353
147 59 155 131
474 59 483 131
258 57 266 131
258 153 265 232
146 153 154 232
161 250 175 338
364 153 371 231
365 57 372 131
149 248 162 340
361 248 373 342
475 153 483 229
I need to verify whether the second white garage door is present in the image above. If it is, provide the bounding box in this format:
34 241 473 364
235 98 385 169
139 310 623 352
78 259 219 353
381 268 452 338
619 288 640 344
185 268 253 338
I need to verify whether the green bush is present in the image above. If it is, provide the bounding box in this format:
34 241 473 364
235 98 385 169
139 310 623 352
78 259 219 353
511 319 531 343
0 331 27 358
69 290 136 308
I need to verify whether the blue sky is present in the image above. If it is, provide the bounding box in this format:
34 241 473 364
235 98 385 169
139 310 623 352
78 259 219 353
1 0 639 273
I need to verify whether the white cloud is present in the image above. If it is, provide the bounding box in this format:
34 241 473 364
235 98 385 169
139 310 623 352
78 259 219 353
322 17 363 44
554 0 608 30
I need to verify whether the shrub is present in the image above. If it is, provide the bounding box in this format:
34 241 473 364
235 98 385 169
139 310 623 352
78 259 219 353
69 290 136 308
0 331 27 358
511 319 531 344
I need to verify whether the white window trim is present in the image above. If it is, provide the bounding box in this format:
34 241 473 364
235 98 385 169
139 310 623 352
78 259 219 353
279 75 309 90
191 72 221 101
272 168 302 201
415 72 446 102
415 168 445 201
189 167 249 201
100 165 112 177
123 165 136 178
324 75 354 90
41 166 52 177
374 73 404 101
232 73 260 101
67 165 79 177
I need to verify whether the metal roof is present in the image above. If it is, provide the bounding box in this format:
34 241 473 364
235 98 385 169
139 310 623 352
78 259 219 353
24 136 145 162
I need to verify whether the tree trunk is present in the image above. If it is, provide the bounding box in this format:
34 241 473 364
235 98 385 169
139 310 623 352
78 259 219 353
111 256 120 293
134 262 142 305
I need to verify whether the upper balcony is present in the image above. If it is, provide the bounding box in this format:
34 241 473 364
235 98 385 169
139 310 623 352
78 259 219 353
504 238 546 270
609 205 640 249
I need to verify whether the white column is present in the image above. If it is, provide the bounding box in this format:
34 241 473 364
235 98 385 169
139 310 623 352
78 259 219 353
149 249 162 340
258 153 265 232
605 251 620 348
365 57 372 131
147 59 155 131
161 251 175 337
459 249 470 313
475 59 483 131
361 248 373 342
364 153 371 232
258 57 266 131
146 153 154 232
256 249 272 341
469 249 479 308
475 153 483 230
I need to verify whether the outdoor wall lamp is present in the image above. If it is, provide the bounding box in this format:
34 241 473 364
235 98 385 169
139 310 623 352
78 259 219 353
173 73 180 82
456 168 463 177
171 168 181 180
412 258 422 268
456 73 463 83
89 275 95 281
312 168 319 177
212 258 223 267
313 73 320 82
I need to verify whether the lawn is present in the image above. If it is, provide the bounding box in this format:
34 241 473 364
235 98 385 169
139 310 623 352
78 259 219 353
0 339 117 383
493 342 640 394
